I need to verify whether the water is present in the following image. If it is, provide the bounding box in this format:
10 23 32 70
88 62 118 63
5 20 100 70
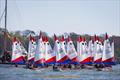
0 64 120 80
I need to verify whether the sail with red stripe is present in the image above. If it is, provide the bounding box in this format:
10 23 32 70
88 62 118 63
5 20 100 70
53 34 61 63
45 36 56 64
67 36 78 64
88 36 94 63
77 36 82 62
54 34 69 64
34 32 45 66
80 37 92 64
11 37 25 64
94 36 103 64
58 36 70 64
102 33 115 65
27 35 36 63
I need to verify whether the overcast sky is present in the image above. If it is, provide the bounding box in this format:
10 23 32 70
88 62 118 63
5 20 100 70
0 0 120 36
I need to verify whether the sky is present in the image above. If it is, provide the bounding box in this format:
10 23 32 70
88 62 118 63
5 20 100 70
0 0 120 36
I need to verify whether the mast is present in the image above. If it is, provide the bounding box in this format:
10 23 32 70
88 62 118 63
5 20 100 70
3 0 7 62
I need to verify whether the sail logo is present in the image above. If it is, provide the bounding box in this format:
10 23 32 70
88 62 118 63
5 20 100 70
48 49 53 54
59 48 64 54
105 41 112 54
14 43 21 54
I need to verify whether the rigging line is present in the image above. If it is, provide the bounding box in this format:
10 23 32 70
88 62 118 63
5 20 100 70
15 0 25 27
0 9 5 26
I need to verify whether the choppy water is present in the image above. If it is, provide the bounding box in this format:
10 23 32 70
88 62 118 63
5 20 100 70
0 64 120 80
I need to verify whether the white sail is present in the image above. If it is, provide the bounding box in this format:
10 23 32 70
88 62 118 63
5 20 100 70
94 36 103 64
80 37 92 64
53 34 68 64
53 34 62 63
11 37 24 64
45 36 56 64
77 41 80 62
102 33 115 65
54 35 68 64
67 36 78 64
27 35 36 63
88 37 94 62
34 33 45 65
19 42 27 58
77 36 81 62
58 36 69 64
